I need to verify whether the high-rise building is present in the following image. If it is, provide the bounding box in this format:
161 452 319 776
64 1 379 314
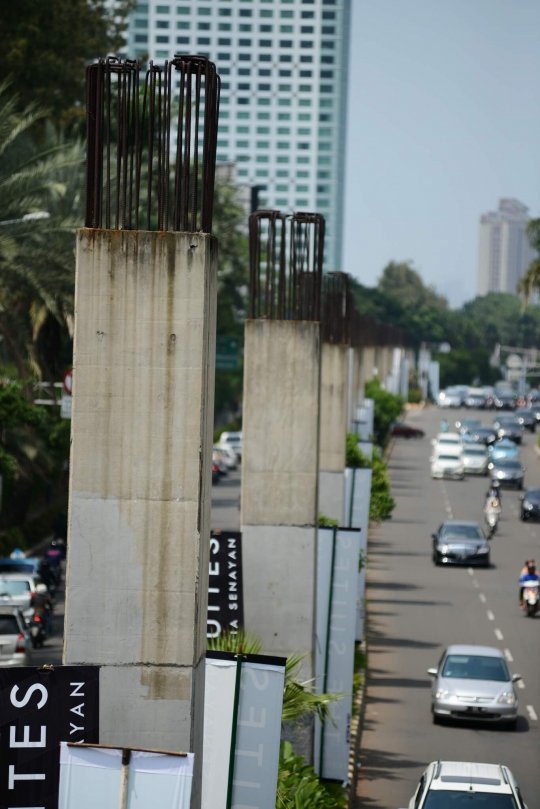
477 198 535 296
124 0 351 272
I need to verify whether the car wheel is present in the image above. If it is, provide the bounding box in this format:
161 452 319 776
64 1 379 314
484 558 490 568
432 712 442 725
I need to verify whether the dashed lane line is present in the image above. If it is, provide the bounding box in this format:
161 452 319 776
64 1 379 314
468 568 474 576
472 580 479 588
517 680 525 690
494 628 504 640
487 610 495 621
526 705 538 722
504 649 513 662
479 593 486 603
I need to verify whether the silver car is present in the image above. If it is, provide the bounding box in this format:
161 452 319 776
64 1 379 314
462 445 489 475
0 607 31 666
428 645 520 726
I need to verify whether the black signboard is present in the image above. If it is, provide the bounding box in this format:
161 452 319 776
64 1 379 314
0 666 99 809
208 530 244 639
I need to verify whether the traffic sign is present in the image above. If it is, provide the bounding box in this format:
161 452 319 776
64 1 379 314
216 337 240 371
62 368 73 395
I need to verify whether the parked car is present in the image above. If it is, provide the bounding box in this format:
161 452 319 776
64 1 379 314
391 421 425 438
514 408 536 432
462 445 489 475
490 458 524 489
0 607 31 667
432 521 490 566
404 760 527 809
428 645 520 726
217 431 242 461
431 452 464 480
488 438 520 463
470 426 497 445
520 488 540 520
464 388 487 408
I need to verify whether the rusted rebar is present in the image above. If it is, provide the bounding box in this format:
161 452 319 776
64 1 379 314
85 54 220 233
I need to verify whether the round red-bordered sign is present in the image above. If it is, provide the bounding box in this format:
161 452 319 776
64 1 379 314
62 368 73 395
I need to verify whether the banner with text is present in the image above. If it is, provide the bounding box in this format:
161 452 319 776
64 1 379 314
207 530 244 639
344 466 372 642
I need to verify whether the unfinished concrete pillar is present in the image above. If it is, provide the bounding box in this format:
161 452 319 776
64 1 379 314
318 343 348 522
359 345 376 392
64 230 217 763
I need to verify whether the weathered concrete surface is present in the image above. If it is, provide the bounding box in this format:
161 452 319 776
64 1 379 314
358 346 376 395
241 320 321 527
64 230 217 773
318 343 347 522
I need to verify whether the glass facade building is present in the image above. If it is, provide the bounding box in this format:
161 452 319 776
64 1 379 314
125 0 351 271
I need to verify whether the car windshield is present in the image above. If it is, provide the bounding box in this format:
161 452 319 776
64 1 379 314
437 455 460 461
0 616 20 635
423 792 517 808
0 563 34 574
496 460 521 469
0 581 30 596
440 525 482 538
464 449 486 456
526 489 540 503
515 410 530 416
442 654 509 682
439 439 460 445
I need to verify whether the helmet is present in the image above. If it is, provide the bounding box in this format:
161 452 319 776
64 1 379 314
36 584 48 594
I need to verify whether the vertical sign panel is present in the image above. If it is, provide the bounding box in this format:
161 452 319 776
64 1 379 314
207 531 244 639
343 466 372 642
201 651 285 809
314 528 361 781
0 666 99 809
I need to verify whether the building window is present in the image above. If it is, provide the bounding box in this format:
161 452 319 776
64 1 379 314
299 99 311 107
318 170 330 178
276 184 288 192
296 185 309 192
257 126 270 133
239 38 252 46
297 156 310 164
177 5 190 13
220 68 230 75
320 98 333 107
301 56 313 62
236 140 249 148
219 7 231 16
277 142 290 149
156 20 169 28
298 113 311 120
136 3 148 11
257 112 270 119
278 98 291 106
238 83 251 90
280 24 293 32
239 23 252 31
218 23 231 31
156 50 169 57
319 113 332 121
318 142 331 150
301 26 313 33
238 169 249 177
156 35 169 43
259 68 271 76
176 36 189 43
260 54 272 61
300 41 313 48
197 37 210 44
198 7 211 15
260 24 273 31
260 10 273 17
236 155 250 162
279 69 292 76
258 98 271 105
218 37 231 45
317 185 329 193
156 4 170 12
281 10 293 18
322 41 334 49
279 55 292 62
218 52 231 60
280 40 292 47
238 68 251 74
259 39 272 46
318 156 331 165
135 34 148 42
298 142 310 150
198 22 210 30
321 56 334 64
278 113 291 120
299 84 312 92
257 141 270 148
257 155 269 163
323 11 335 18
320 70 333 78
297 170 309 177
258 83 271 90
279 84 291 91
276 170 289 177
256 170 269 177
296 198 308 206
277 127 290 134
236 126 250 133
239 9 252 17
239 53 252 61
237 112 250 119
238 98 250 105
319 128 332 137
217 140 229 148
322 26 335 34
177 21 190 29
135 19 148 28
320 85 333 93
297 127 311 135
276 198 289 205
300 70 312 77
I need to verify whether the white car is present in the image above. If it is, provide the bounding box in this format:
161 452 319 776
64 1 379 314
438 388 463 408
213 444 237 470
217 431 242 461
432 433 463 457
0 607 31 667
431 451 464 480
462 445 489 475
402 760 527 809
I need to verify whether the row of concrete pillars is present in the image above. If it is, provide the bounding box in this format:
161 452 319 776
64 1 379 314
63 230 410 797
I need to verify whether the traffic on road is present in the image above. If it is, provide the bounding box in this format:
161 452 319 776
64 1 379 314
356 393 540 809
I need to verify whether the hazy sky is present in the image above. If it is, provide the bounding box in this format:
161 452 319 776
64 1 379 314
342 0 540 307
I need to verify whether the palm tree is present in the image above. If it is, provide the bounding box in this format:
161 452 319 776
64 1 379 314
0 83 84 378
518 219 540 308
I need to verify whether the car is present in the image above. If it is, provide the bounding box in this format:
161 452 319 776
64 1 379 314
428 645 520 726
470 426 497 445
0 557 41 575
432 432 462 450
526 404 540 424
438 388 463 408
514 408 536 432
391 421 425 438
455 418 482 435
0 606 31 667
493 391 516 410
462 445 489 475
217 431 242 461
520 488 540 520
0 574 49 623
494 419 523 444
464 388 487 408
431 451 464 480
490 458 524 489
403 760 527 809
214 444 237 469
212 449 228 476
432 521 490 566
488 438 520 463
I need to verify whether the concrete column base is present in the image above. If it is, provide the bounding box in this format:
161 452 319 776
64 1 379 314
318 470 345 523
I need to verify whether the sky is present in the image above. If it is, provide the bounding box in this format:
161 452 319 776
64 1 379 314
342 0 540 307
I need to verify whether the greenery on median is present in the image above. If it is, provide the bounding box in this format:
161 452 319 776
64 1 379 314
346 434 395 523
276 742 347 809
364 378 405 447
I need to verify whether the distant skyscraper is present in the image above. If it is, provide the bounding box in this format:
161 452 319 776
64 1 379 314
477 198 535 296
124 0 351 272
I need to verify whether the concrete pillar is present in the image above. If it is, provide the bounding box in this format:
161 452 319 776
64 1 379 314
64 230 217 783
318 343 348 522
359 345 376 394
347 347 360 432
241 320 321 668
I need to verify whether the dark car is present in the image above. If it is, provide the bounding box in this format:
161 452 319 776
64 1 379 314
391 421 425 439
520 488 540 520
470 427 497 445
494 418 523 444
493 392 516 410
464 394 486 409
490 458 524 489
514 408 536 432
527 404 540 424
432 521 490 567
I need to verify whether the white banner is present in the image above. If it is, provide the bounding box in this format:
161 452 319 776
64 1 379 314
343 466 372 642
314 527 361 781
202 651 285 809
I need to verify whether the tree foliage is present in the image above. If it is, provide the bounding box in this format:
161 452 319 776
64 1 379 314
276 742 347 809
365 378 405 447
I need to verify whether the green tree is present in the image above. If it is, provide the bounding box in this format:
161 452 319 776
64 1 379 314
377 261 448 310
519 218 540 306
365 378 405 447
0 0 133 124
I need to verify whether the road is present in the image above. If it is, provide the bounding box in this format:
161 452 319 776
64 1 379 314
355 407 540 808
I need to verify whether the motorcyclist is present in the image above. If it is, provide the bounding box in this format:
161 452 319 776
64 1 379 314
486 481 502 504
519 560 539 606
31 584 52 634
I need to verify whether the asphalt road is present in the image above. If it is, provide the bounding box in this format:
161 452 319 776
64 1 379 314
355 407 540 808
211 467 241 531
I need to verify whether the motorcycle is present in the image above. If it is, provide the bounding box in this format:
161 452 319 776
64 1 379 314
28 614 47 648
485 510 499 537
523 583 539 617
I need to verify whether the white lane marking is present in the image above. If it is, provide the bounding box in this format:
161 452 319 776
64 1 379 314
487 610 495 621
517 679 525 690
494 628 503 640
468 568 474 575
504 649 513 662
472 580 479 588
526 705 538 721
479 593 487 603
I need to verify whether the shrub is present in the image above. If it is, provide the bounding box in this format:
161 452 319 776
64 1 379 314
346 434 395 522
276 742 347 809
365 378 405 446
408 387 422 404
318 513 338 528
